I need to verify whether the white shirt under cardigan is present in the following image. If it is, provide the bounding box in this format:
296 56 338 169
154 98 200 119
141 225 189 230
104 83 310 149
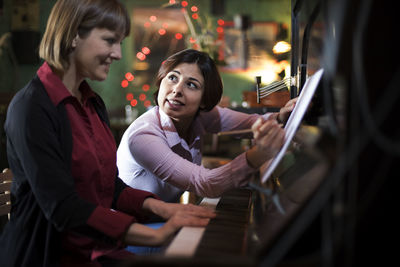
116 106 271 203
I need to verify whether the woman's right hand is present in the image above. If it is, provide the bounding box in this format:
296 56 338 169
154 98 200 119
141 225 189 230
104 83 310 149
245 117 285 169
124 202 215 246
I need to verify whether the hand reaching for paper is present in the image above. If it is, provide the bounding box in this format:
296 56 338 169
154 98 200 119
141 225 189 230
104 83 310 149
277 97 298 124
245 117 285 169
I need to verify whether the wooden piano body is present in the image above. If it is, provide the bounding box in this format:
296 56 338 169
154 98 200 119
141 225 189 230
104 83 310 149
123 0 399 265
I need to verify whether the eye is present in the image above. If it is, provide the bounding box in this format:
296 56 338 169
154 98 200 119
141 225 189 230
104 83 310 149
167 74 178 82
187 82 198 89
105 38 117 45
104 37 119 45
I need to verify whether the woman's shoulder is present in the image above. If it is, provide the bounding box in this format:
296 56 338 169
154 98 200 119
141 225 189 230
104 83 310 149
124 106 164 136
132 106 160 126
8 76 54 114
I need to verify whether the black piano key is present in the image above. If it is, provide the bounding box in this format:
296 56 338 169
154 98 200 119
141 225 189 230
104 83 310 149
194 188 252 257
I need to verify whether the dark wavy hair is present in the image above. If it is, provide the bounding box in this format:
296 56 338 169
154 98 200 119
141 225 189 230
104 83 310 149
153 49 223 112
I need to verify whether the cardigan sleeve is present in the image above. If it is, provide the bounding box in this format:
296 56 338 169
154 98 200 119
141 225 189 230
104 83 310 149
128 125 257 198
199 106 272 134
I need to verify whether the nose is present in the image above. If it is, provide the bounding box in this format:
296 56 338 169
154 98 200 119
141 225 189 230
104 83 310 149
172 81 184 95
111 43 122 60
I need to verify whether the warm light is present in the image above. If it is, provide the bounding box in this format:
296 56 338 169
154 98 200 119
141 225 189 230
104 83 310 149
142 47 151 55
149 15 157 22
180 191 190 204
121 80 129 88
139 93 146 101
192 13 198 19
144 100 152 108
142 84 150 91
143 22 151 28
217 19 225 26
181 1 188 7
158 28 166 35
272 41 291 54
134 61 149 71
162 23 169 29
125 72 134 81
136 52 146 61
126 93 134 101
130 99 138 107
216 26 224 33
175 33 183 40
191 6 198 12
189 37 196 43
169 0 176 4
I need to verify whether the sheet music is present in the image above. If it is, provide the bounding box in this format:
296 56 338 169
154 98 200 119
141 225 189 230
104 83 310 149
261 69 324 183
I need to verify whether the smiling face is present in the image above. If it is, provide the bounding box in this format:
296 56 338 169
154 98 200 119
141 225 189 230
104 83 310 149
71 28 123 81
158 63 205 130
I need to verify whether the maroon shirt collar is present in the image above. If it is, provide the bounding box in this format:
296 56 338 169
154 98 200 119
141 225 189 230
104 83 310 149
37 62 96 106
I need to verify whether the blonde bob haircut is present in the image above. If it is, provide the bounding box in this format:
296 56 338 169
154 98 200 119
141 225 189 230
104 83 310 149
39 0 130 71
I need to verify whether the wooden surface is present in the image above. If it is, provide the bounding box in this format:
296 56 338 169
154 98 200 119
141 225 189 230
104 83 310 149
242 90 290 108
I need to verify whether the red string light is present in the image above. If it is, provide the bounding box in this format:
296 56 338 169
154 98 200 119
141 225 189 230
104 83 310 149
175 33 183 40
125 72 134 81
139 93 146 101
130 99 138 107
121 80 129 88
181 1 188 7
192 13 198 19
144 100 151 108
217 19 225 26
191 6 198 12
136 52 146 61
126 93 134 101
142 47 151 55
142 84 150 91
158 28 166 35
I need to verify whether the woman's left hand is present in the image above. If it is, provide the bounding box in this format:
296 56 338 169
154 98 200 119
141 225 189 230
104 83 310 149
277 97 298 124
143 198 215 221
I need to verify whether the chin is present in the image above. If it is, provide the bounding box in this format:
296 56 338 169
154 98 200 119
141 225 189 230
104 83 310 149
92 73 108 81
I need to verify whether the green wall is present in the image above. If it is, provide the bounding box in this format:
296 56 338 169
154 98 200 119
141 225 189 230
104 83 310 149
0 0 290 115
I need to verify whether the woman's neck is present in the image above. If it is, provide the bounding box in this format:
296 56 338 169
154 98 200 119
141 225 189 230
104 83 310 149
55 63 84 104
173 117 194 143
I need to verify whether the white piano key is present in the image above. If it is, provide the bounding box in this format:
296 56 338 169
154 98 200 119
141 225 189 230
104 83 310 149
164 197 220 257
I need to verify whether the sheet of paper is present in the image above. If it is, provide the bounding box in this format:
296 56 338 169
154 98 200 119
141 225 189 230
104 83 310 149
261 69 324 183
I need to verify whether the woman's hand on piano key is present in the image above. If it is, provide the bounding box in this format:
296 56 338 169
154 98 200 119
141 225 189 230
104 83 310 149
143 198 216 221
125 200 216 246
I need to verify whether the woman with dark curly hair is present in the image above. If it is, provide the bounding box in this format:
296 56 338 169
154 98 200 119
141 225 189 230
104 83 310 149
117 49 296 203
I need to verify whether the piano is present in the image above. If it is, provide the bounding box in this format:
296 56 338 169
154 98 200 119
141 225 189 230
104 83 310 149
123 0 399 266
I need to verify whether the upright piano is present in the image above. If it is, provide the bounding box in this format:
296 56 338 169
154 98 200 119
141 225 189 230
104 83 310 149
123 0 400 266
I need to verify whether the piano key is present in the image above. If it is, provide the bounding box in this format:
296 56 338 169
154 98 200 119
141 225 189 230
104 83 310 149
164 197 220 257
194 188 252 257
